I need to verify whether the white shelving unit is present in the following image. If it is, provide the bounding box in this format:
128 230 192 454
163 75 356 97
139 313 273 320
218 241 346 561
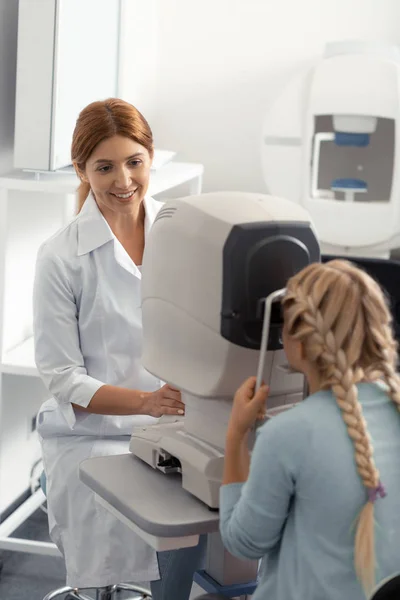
0 160 203 557
2 337 36 377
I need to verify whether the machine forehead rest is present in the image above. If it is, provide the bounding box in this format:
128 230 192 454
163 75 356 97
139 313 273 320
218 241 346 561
221 221 320 350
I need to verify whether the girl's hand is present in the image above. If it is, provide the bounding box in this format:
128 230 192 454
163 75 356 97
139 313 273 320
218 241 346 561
227 377 269 438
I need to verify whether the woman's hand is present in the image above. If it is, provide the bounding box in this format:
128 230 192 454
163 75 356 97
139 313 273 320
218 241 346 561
144 384 185 417
227 377 269 438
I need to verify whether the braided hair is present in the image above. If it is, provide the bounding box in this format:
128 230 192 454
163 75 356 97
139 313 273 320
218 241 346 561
282 259 399 595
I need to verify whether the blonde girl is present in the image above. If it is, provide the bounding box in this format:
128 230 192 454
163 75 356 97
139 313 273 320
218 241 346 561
220 260 400 600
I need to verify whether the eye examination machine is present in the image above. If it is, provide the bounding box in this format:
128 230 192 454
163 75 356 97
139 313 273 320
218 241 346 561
129 192 320 509
262 41 400 258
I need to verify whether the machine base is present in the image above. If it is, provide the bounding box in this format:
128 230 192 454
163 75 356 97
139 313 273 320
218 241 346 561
130 421 224 508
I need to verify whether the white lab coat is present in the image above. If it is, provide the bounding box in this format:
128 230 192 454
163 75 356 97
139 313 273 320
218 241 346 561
33 194 164 588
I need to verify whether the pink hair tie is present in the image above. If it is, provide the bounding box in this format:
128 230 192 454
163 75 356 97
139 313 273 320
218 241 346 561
368 481 387 503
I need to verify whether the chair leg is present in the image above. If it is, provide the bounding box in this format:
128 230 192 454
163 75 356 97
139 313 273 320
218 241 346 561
43 587 81 600
43 582 151 600
116 583 151 598
95 586 118 600
67 591 94 600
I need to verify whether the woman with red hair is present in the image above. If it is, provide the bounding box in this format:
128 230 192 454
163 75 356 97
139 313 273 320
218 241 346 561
33 98 205 599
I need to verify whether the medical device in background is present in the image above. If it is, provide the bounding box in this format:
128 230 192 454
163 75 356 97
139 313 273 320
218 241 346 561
130 191 320 509
262 41 400 258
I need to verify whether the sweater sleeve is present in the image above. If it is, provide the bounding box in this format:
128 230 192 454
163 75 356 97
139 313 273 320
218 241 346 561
219 413 306 560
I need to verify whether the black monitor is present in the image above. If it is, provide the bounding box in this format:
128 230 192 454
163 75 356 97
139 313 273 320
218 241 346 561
322 255 400 347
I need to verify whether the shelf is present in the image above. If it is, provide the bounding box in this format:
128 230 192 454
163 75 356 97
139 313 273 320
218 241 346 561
0 170 78 194
148 162 204 196
1 337 38 377
0 161 204 197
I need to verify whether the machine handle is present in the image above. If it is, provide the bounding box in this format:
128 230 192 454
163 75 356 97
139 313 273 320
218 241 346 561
255 288 287 392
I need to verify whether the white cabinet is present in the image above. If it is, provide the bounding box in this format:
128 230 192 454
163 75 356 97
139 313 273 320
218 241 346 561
0 161 203 553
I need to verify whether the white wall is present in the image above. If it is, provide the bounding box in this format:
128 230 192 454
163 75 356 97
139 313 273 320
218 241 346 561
0 0 18 174
152 0 400 193
119 0 158 125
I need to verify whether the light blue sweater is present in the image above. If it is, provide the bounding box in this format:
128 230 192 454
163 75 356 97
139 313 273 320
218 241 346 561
220 383 400 600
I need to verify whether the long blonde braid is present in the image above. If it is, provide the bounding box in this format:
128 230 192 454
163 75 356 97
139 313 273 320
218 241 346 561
361 293 400 409
283 259 397 596
338 262 400 409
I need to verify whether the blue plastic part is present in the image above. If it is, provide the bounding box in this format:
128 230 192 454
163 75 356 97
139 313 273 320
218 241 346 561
334 132 370 146
331 178 367 190
194 570 258 598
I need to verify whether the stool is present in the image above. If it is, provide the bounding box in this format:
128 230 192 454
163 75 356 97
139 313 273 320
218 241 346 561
43 584 150 600
370 574 400 600
39 472 151 600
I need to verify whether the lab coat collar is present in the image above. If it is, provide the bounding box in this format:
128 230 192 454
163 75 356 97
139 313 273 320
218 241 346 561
77 193 160 257
77 194 114 256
